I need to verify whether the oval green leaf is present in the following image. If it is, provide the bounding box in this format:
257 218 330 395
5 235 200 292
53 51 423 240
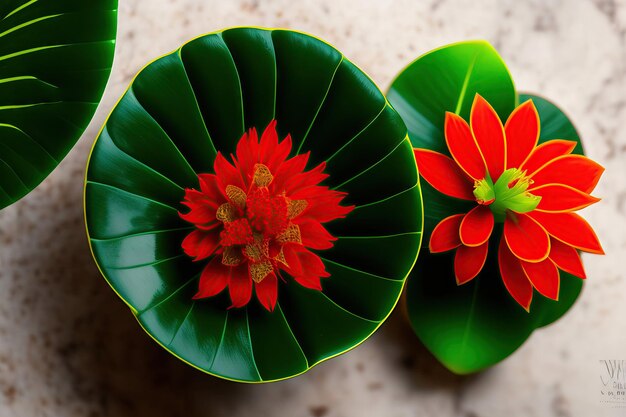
0 0 117 208
397 70 585 376
85 28 423 382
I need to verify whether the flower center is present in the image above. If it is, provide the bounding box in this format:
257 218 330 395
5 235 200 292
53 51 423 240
246 188 289 238
473 168 541 221
215 163 307 283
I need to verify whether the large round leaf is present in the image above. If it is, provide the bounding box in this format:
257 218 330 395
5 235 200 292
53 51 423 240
0 0 117 208
85 28 422 382
388 40 585 374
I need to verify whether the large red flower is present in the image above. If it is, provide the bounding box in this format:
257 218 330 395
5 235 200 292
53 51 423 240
179 121 354 312
416 94 604 311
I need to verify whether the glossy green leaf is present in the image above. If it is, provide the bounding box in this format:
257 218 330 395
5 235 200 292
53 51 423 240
85 28 423 382
406 225 583 374
389 41 584 374
0 0 117 208
398 88 585 374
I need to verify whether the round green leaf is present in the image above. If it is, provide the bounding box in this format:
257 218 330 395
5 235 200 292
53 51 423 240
392 43 585 374
0 0 117 208
85 27 423 382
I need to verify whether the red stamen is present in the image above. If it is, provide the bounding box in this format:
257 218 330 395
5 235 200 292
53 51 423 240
246 187 289 237
220 218 254 246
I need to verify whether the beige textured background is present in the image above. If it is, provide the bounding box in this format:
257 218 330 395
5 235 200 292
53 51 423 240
0 0 625 416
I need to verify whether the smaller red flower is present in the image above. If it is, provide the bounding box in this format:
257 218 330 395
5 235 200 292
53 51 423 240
416 94 604 311
179 121 354 312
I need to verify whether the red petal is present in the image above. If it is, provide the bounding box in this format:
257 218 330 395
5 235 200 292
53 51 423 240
214 152 245 195
272 152 309 192
182 188 213 204
505 100 539 169
195 231 221 261
297 248 329 277
178 188 224 225
294 274 322 291
498 237 533 311
181 229 220 260
289 184 332 200
454 242 488 285
459 205 494 247
197 173 224 201
530 155 604 194
414 149 474 200
181 230 203 257
234 128 260 178
179 207 216 225
429 214 464 253
504 212 550 262
529 211 604 254
284 162 328 194
228 264 253 308
520 139 576 174
520 258 560 300
532 183 600 212
282 243 303 275
255 272 278 312
298 220 337 250
298 190 354 223
269 134 292 173
258 121 292 173
470 94 506 179
549 238 586 279
444 112 486 180
282 245 328 290
193 256 229 299
259 120 279 167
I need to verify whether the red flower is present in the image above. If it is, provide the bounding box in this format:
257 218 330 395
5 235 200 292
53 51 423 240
416 94 604 311
179 121 354 312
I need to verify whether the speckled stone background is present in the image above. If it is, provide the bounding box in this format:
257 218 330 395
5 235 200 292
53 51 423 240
0 0 625 416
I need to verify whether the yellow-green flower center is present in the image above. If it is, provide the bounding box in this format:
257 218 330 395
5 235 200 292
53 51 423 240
473 168 541 221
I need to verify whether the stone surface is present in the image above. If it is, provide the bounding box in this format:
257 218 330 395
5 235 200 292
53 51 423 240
0 0 625 416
